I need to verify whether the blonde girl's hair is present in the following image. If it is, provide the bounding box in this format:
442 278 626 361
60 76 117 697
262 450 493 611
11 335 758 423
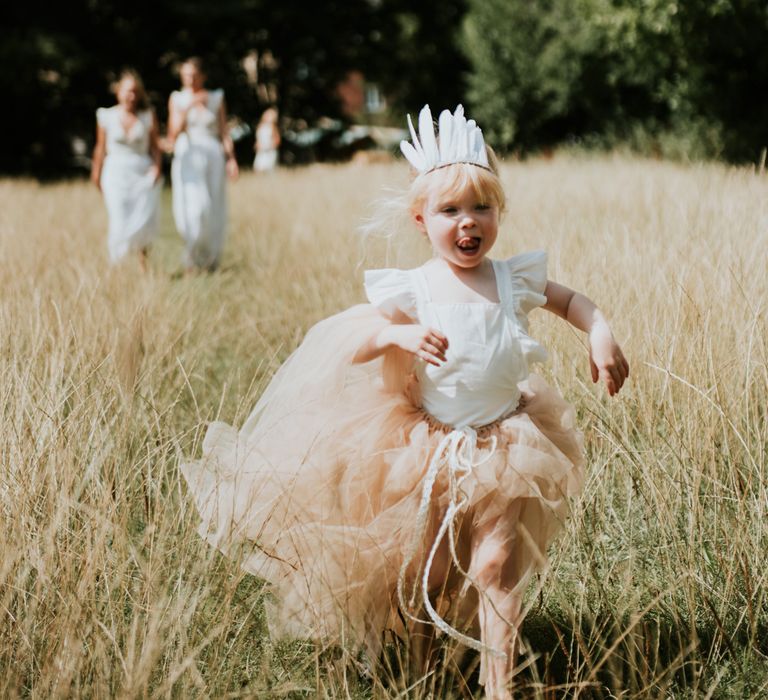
360 145 505 241
408 147 505 217
112 69 150 111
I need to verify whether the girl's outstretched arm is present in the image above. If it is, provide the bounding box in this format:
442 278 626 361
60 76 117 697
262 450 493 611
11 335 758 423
148 111 162 182
352 310 448 366
543 281 629 396
166 95 184 147
218 96 239 180
91 122 106 190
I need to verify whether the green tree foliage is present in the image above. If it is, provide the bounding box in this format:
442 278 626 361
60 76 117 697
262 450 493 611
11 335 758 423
2 0 267 175
9 0 767 172
1 0 467 175
463 0 768 161
373 0 469 115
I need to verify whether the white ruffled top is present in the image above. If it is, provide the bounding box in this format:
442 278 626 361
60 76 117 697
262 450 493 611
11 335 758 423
365 251 549 429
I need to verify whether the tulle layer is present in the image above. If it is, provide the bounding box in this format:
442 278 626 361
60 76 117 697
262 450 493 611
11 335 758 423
181 306 584 656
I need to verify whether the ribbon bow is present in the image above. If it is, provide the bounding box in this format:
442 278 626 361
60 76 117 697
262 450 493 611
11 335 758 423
397 426 506 658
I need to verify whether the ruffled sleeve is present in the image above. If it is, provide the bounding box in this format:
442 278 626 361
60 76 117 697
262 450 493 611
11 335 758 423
96 107 109 129
170 90 185 109
207 89 224 113
364 268 417 319
505 250 548 315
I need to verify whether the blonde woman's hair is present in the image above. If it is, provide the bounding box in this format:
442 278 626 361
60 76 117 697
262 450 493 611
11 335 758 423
112 69 150 111
408 149 505 217
180 56 205 75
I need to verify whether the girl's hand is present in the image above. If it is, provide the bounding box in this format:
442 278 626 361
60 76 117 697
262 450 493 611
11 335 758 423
226 156 239 181
90 170 101 191
588 324 629 396
158 136 173 154
149 164 161 184
383 324 449 366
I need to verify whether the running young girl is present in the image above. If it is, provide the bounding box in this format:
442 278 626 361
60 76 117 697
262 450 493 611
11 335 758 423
182 105 628 698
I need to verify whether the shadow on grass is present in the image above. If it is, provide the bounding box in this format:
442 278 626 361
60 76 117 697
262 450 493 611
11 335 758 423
364 610 768 698
198 564 768 698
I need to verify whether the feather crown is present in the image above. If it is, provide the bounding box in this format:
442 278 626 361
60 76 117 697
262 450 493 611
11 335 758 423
400 104 490 174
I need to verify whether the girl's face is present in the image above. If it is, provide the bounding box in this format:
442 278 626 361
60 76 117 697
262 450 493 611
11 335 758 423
116 78 139 110
414 181 499 270
180 63 205 90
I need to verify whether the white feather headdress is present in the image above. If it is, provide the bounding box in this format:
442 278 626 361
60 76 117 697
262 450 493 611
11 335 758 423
400 104 490 174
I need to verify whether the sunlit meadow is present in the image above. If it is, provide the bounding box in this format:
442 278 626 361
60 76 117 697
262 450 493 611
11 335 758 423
1 155 767 698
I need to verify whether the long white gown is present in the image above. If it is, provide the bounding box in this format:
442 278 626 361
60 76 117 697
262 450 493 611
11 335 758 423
253 123 278 172
170 89 227 269
97 107 161 262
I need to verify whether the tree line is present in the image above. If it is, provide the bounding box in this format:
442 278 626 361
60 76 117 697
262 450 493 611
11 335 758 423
464 0 768 162
4 0 768 175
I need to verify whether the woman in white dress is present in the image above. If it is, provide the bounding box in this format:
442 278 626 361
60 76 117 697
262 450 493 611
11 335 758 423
167 58 238 272
91 70 162 268
253 107 280 172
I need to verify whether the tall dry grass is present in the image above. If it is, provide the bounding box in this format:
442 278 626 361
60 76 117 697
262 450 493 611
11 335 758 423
0 156 767 698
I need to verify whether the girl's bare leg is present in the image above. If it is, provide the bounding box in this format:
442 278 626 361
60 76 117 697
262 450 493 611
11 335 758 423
138 247 149 272
409 520 454 677
469 500 525 700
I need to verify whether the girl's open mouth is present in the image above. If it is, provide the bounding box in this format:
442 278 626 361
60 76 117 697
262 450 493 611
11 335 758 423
456 236 481 253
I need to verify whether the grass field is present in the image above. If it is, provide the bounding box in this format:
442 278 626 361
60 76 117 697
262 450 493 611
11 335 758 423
1 156 767 698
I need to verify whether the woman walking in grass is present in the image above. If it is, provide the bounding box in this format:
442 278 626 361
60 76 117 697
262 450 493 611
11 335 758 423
167 57 238 273
253 106 280 173
91 70 162 269
182 104 628 698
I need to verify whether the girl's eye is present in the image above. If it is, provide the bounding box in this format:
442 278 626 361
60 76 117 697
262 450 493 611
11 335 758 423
441 206 458 214
475 204 491 211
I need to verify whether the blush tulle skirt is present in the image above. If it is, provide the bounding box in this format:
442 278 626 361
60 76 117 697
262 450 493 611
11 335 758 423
181 305 584 658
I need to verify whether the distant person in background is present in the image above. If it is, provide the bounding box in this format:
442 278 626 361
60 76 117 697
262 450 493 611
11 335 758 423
167 57 238 273
91 70 162 270
253 107 280 173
